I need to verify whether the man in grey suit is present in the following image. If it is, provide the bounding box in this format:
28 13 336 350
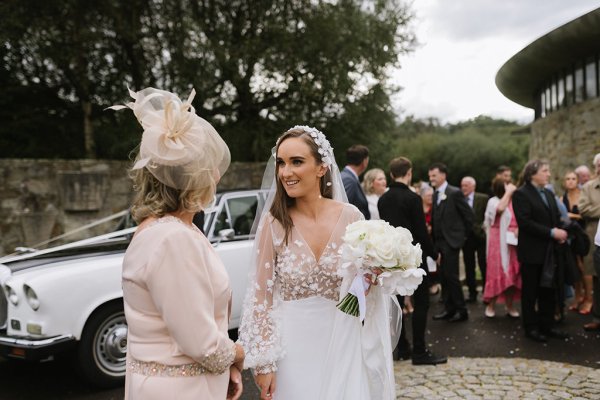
429 163 474 322
341 144 370 219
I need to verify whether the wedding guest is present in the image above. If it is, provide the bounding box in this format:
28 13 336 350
483 178 521 318
362 168 387 220
420 184 440 295
575 165 591 188
429 163 473 323
341 144 371 219
543 184 572 322
461 176 488 303
513 160 569 342
488 165 512 196
411 180 425 195
577 154 600 316
421 184 434 235
115 88 244 399
378 157 446 365
583 221 600 332
239 127 395 400
497 165 513 184
562 171 591 314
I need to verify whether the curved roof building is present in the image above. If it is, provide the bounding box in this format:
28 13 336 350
495 8 600 181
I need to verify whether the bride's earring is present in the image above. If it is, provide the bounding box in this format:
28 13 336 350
319 175 324 198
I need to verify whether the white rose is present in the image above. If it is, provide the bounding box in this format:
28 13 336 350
368 230 398 268
395 268 427 296
342 220 371 247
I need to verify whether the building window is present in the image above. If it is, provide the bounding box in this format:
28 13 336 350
585 57 597 99
535 57 599 120
540 91 546 117
575 64 585 103
551 80 557 111
565 71 574 106
557 76 565 108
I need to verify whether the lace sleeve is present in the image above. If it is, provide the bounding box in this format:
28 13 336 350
237 214 284 374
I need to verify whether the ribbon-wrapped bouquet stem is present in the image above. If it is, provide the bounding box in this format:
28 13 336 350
337 220 426 320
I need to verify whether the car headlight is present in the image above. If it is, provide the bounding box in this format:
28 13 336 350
5 285 18 306
23 285 40 311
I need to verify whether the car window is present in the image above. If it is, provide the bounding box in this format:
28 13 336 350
213 195 259 240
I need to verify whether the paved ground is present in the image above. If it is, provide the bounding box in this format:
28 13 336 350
391 290 600 399
423 291 599 367
395 357 600 399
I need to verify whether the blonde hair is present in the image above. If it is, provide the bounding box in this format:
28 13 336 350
362 168 385 195
562 170 578 191
129 159 216 224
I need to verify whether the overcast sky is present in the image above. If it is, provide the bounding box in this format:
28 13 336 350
392 0 600 124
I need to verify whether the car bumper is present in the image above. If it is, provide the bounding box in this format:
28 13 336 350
0 332 77 360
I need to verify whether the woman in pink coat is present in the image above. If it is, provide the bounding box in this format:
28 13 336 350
113 87 244 399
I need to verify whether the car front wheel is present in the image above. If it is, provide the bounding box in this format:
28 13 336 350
77 300 127 388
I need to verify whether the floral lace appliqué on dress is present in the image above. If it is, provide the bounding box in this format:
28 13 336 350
276 235 342 301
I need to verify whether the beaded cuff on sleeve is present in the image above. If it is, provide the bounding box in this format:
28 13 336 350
199 341 236 374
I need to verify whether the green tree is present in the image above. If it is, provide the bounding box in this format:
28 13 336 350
380 115 529 191
0 0 415 161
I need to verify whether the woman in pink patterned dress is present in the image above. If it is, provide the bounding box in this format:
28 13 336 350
483 177 521 318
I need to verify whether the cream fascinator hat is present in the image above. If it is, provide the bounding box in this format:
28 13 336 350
110 87 230 191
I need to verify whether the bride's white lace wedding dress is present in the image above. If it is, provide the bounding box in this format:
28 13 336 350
238 203 396 400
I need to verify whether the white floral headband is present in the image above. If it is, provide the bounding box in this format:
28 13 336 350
278 125 335 168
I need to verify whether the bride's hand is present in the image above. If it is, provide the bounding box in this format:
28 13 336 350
233 343 245 372
227 365 243 400
255 372 276 400
363 268 383 295
364 267 383 284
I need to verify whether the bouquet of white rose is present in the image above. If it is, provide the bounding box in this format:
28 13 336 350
337 219 426 320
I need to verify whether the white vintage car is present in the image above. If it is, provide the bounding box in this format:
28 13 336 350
0 190 264 387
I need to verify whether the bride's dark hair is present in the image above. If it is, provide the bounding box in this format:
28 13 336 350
270 128 333 243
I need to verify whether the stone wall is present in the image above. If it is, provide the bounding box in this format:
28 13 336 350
0 159 265 256
530 97 600 191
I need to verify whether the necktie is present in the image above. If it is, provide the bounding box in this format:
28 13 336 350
539 189 549 208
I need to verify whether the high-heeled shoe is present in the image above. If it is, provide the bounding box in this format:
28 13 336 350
579 302 593 315
568 301 583 312
506 308 520 319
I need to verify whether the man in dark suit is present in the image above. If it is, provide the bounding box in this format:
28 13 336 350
513 159 570 342
488 165 513 197
341 144 370 219
378 157 447 365
429 162 474 322
461 176 488 303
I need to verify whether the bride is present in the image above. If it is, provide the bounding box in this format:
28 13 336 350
237 126 395 400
